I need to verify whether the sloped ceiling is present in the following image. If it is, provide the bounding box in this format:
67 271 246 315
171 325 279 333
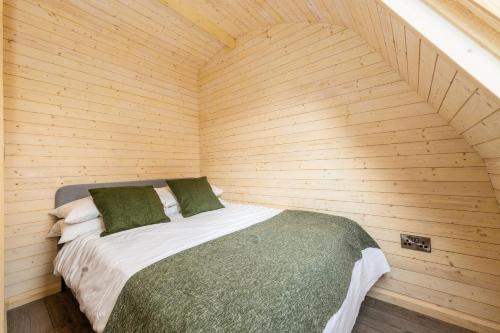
60 0 222 67
172 0 500 206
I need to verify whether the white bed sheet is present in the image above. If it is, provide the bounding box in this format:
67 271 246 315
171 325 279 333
53 203 389 333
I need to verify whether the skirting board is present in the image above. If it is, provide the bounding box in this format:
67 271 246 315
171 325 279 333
369 287 500 333
5 282 60 310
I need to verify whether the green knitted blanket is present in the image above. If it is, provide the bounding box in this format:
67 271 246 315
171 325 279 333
104 210 378 333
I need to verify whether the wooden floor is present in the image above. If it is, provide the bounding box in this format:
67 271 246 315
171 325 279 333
7 291 474 333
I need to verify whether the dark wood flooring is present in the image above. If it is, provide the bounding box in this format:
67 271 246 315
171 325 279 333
7 291 474 333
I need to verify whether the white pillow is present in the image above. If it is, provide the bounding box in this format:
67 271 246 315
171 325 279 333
165 204 179 216
50 197 100 224
155 185 222 209
211 185 223 197
47 221 62 238
58 217 104 244
154 187 177 207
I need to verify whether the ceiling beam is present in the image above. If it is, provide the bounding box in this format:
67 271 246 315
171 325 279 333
159 0 236 48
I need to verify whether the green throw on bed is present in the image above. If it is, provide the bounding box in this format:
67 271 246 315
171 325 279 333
104 210 379 333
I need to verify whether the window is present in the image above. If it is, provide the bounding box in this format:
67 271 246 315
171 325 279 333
424 0 500 57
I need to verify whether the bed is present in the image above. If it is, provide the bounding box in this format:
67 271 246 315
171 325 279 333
52 179 390 333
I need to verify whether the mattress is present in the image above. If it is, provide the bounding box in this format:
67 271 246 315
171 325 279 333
53 202 389 333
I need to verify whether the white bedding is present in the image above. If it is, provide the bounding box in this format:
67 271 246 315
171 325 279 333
54 202 389 333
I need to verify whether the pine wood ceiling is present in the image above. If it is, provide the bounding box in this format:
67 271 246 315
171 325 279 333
174 0 500 206
63 0 222 67
181 0 346 37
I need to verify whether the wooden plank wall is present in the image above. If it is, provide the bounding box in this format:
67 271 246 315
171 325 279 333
199 24 500 332
2 0 217 308
3 0 500 329
0 0 5 328
182 0 500 207
336 0 500 207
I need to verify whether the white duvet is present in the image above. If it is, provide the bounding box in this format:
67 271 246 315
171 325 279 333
54 202 389 333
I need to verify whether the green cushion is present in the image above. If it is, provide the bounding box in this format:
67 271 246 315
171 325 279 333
89 186 169 236
166 177 224 217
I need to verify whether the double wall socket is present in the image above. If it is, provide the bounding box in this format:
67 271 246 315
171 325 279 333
400 234 431 253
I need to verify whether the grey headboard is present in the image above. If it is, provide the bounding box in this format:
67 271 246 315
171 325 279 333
55 179 168 207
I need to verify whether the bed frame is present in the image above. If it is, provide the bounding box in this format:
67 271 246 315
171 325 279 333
55 179 168 207
54 179 169 291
